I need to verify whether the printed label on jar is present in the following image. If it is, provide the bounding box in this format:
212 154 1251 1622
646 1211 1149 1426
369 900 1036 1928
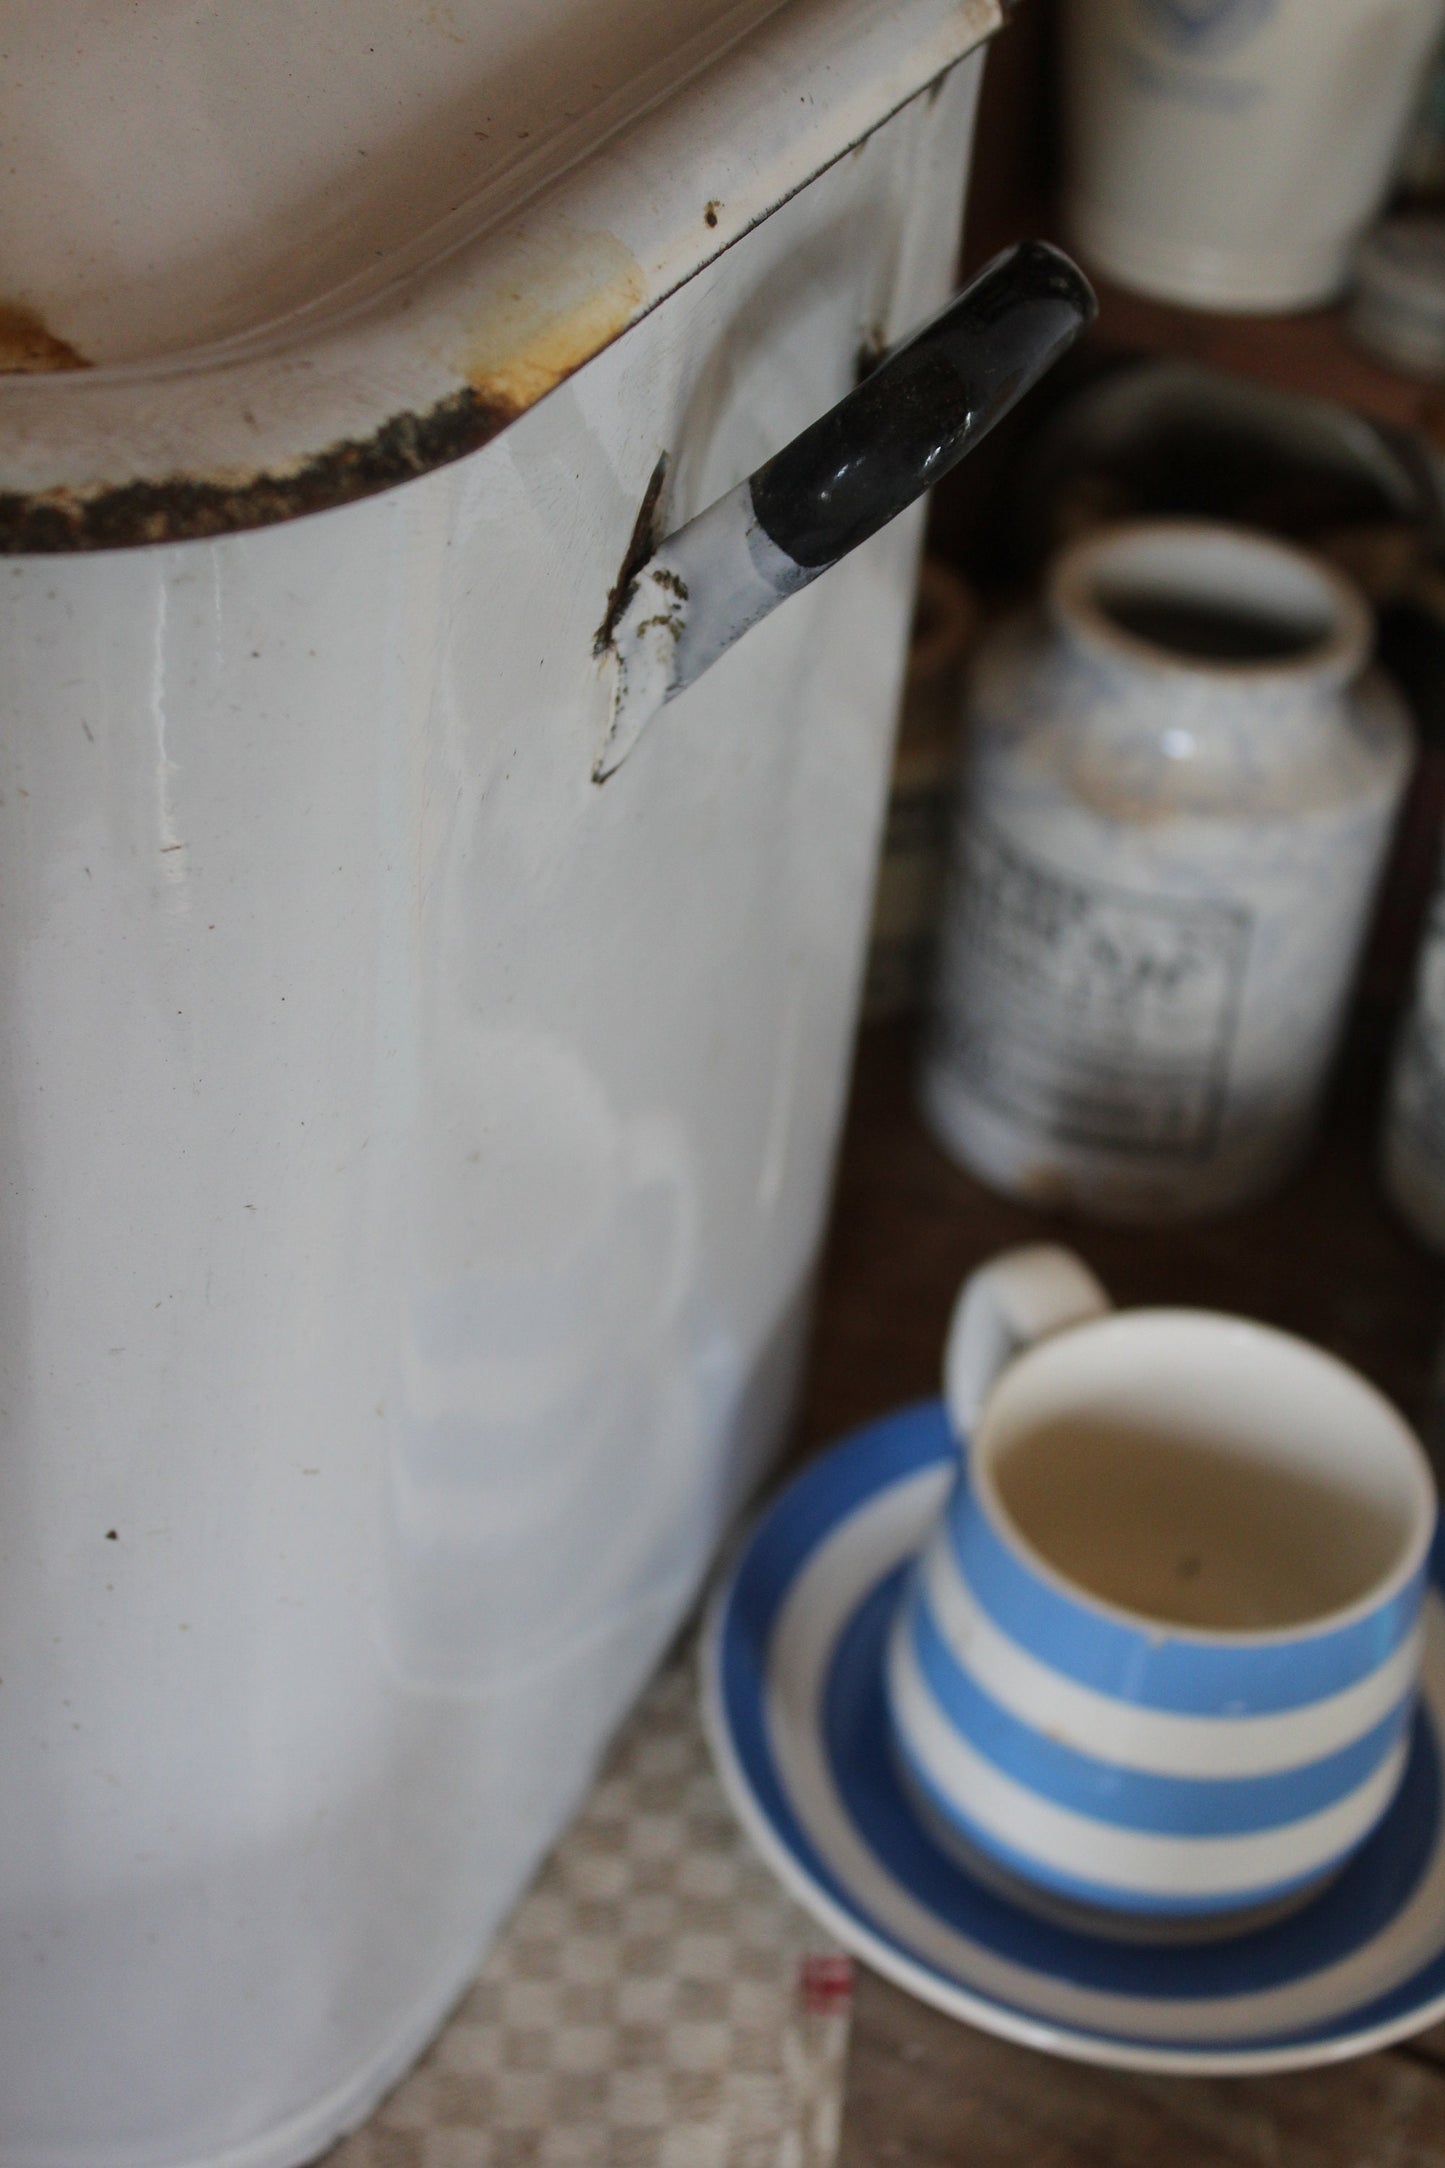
933 822 1252 1157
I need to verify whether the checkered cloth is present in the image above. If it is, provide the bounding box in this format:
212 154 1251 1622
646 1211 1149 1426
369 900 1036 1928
326 1652 853 2168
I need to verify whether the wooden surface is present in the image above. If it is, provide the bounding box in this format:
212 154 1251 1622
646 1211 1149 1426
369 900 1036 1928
792 1017 1445 2165
839 1967 1445 2168
1085 274 1443 442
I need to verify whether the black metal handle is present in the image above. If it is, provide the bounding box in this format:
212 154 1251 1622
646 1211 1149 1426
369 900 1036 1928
751 241 1097 569
596 242 1096 779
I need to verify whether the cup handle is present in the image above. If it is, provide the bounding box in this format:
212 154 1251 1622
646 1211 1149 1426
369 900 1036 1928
943 1245 1112 1441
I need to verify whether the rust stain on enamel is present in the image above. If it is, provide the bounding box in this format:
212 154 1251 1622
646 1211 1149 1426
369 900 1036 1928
0 300 90 373
0 228 648 547
0 384 517 552
458 229 648 412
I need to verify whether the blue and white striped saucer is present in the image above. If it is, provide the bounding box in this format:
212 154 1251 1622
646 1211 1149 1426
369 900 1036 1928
700 1402 1445 2074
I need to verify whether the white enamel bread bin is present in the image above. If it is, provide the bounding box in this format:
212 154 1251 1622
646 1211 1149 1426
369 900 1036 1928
0 6 1092 2161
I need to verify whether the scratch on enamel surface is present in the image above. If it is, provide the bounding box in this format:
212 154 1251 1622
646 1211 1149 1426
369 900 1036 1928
149 581 188 910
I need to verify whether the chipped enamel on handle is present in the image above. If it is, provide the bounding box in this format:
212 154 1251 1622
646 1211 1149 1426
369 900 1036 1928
595 483 811 779
943 1245 1112 1443
594 240 1096 781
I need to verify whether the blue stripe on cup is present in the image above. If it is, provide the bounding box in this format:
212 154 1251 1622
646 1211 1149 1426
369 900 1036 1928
946 1458 1426 1716
911 1590 1415 1836
889 1719 1363 1920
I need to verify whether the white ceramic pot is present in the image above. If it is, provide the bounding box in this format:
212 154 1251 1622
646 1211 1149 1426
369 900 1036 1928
1063 0 1445 311
921 521 1414 1221
0 7 1102 2165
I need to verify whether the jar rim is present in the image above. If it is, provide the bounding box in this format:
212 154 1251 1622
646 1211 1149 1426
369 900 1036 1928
1048 519 1372 690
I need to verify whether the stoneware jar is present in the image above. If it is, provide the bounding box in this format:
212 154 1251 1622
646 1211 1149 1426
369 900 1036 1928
922 521 1414 1222
1062 0 1445 311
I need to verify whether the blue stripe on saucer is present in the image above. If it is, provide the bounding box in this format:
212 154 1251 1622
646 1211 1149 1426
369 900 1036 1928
909 1590 1415 1835
947 1457 1426 1716
715 1403 952 1932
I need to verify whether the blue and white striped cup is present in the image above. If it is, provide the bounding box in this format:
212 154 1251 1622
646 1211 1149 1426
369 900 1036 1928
885 1247 1438 1937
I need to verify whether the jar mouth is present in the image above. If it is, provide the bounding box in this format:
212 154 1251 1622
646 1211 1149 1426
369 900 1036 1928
1050 520 1372 686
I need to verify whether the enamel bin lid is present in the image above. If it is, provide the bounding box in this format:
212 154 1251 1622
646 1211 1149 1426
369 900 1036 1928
0 0 999 550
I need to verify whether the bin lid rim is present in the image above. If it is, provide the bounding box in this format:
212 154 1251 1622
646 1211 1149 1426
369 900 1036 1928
0 0 997 552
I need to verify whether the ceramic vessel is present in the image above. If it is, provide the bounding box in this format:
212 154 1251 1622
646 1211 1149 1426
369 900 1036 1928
1062 0 1445 311
921 521 1414 1222
886 1245 1436 1935
0 5 1084 2163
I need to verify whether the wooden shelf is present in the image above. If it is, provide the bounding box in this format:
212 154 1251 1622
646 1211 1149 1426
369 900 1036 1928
1088 268 1442 440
